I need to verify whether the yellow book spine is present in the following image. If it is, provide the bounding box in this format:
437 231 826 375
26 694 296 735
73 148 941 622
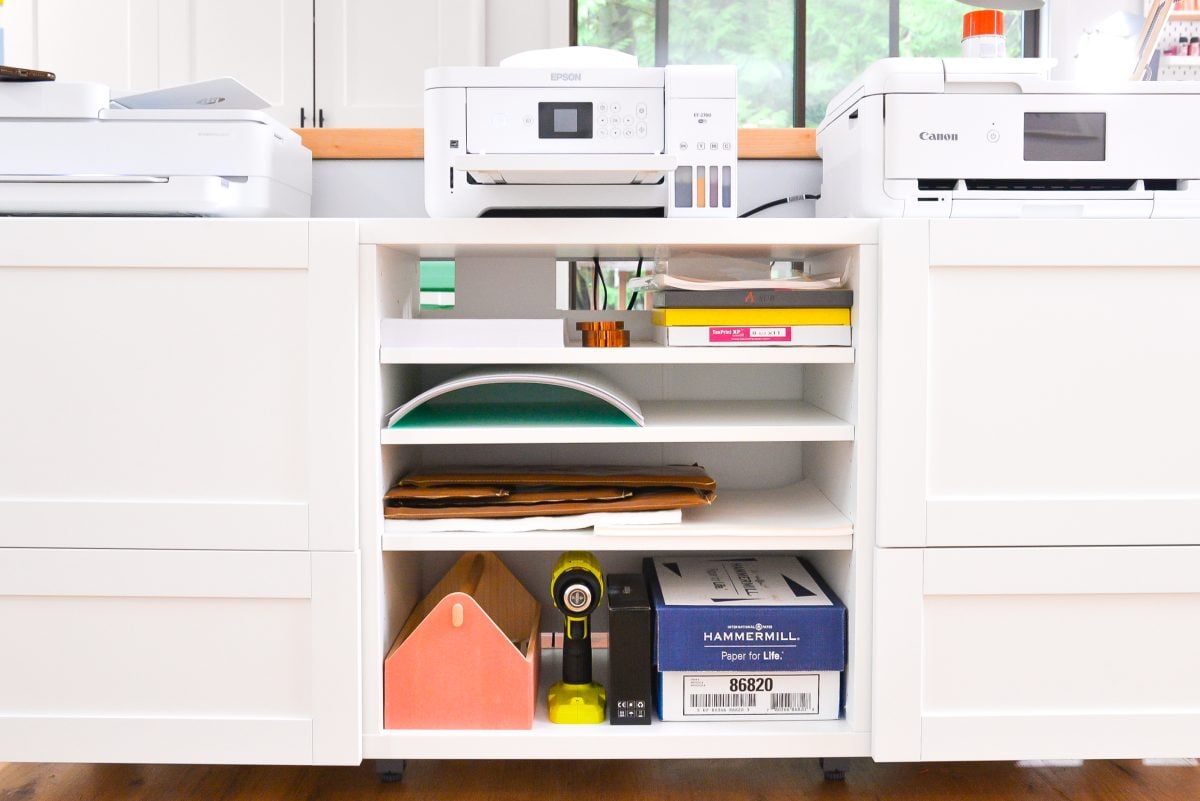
650 308 850 326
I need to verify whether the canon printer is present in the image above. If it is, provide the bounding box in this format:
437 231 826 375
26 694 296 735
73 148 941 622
817 58 1200 218
424 47 737 218
0 78 311 216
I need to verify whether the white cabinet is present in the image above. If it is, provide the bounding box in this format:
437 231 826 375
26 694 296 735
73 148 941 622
0 548 360 765
158 0 314 127
0 0 510 128
0 0 312 126
0 220 359 552
0 0 159 89
874 546 1200 761
357 219 877 760
314 0 485 128
874 217 1200 762
0 219 362 766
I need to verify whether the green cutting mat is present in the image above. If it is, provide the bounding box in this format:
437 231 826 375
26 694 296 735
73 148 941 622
389 383 639 428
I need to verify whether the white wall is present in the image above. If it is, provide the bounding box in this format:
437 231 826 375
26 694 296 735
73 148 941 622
1048 0 1147 80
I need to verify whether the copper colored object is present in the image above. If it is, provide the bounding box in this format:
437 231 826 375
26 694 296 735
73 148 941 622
576 320 624 332
577 319 629 347
581 329 630 348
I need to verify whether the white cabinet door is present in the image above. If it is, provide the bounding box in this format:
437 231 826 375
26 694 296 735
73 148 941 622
158 0 314 128
874 546 1200 761
483 0 569 64
0 0 158 89
0 220 358 552
314 0 485 127
0 548 360 765
877 218 1200 548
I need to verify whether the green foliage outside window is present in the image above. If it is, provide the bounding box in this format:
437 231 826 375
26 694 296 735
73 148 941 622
577 0 794 127
579 0 1027 128
667 0 796 128
577 0 657 66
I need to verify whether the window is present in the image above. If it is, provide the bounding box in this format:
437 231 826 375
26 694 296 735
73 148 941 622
574 0 1039 127
574 0 799 127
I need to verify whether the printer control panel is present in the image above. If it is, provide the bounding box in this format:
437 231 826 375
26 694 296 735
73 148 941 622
465 88 664 154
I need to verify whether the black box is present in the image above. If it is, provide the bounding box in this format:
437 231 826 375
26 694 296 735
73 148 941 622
606 573 653 725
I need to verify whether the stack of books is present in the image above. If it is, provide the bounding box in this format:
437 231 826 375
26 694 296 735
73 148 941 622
649 287 853 347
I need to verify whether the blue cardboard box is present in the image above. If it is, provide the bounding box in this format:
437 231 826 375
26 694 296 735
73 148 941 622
643 556 847 673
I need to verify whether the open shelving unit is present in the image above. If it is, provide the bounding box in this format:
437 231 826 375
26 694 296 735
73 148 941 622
358 218 878 761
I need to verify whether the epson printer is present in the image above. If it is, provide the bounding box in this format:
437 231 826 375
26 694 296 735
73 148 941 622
817 58 1200 218
424 47 737 218
0 78 311 216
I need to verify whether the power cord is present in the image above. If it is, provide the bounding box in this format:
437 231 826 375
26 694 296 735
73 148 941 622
739 194 821 218
626 256 644 311
592 256 608 310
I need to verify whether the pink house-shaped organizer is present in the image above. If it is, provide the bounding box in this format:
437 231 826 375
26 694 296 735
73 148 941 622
384 552 541 729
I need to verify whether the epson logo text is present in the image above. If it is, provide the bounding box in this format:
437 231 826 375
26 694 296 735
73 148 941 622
919 131 959 141
551 72 582 81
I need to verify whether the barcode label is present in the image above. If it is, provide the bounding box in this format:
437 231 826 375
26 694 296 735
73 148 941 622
688 693 759 711
770 692 814 712
681 673 823 717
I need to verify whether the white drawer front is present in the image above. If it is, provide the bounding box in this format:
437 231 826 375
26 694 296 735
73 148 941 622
0 548 360 765
874 546 1200 761
0 220 358 551
927 264 1200 546
878 219 1200 547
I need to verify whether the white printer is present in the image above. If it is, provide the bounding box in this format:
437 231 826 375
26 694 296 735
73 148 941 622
0 78 311 216
816 58 1200 218
424 47 737 218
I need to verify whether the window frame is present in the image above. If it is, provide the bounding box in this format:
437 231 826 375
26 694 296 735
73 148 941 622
570 0 1043 128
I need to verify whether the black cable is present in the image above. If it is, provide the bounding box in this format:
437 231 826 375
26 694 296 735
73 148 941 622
625 256 645 311
592 256 600 310
738 194 821 218
597 257 609 311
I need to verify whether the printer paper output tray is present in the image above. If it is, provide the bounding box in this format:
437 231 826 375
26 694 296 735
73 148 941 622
0 175 309 217
454 154 676 185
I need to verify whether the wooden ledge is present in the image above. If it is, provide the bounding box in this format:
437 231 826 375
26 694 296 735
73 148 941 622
296 127 817 160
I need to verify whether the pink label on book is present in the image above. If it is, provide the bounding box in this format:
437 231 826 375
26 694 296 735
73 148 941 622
708 327 791 343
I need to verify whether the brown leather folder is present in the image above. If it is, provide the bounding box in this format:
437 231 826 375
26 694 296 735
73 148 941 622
383 465 716 520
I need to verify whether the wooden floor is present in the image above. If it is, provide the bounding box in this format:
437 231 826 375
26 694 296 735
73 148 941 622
2 758 1199 800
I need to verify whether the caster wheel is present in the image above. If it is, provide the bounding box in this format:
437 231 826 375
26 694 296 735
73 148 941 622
819 758 848 781
375 759 407 784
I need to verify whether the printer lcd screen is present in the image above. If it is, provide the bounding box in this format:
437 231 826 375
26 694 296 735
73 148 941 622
1024 113 1106 161
539 102 593 139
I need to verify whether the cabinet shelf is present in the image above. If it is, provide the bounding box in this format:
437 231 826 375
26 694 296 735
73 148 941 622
381 341 854 365
364 649 869 760
361 217 878 257
380 400 853 445
382 480 853 551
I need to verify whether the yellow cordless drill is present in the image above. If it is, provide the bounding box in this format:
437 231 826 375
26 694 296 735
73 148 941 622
547 551 606 724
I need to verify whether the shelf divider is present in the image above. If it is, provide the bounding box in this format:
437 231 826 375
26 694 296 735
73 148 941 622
365 649 869 760
382 339 855 366
382 480 853 552
381 400 853 445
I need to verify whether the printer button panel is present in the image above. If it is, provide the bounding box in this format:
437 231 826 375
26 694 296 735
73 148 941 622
465 88 664 154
